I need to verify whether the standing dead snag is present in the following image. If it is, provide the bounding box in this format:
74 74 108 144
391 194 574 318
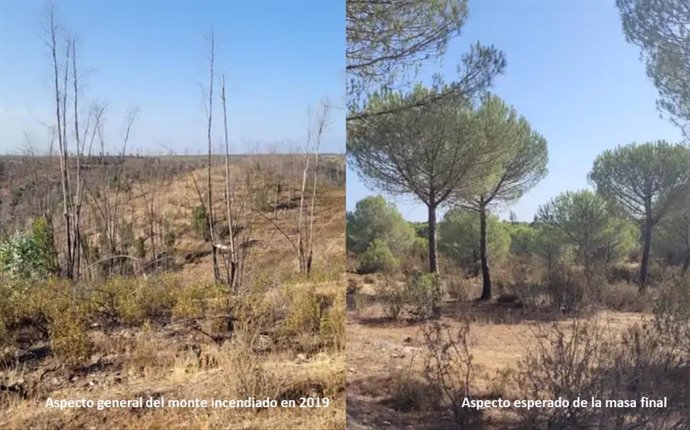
220 73 238 289
297 118 312 274
78 103 105 279
205 30 220 283
257 103 330 276
44 6 107 281
71 38 84 278
47 7 74 278
83 108 138 278
296 102 329 275
46 8 90 280
71 38 91 280
306 102 329 274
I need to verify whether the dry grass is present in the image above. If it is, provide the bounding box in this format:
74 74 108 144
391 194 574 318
346 272 649 429
0 155 345 430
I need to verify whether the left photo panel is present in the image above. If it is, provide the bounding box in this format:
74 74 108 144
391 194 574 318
0 1 346 429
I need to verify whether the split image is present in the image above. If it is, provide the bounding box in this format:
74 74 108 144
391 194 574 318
1 0 690 429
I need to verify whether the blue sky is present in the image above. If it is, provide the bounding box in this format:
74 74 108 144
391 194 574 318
346 0 684 222
0 0 345 155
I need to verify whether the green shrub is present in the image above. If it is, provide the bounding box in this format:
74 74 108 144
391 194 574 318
31 217 59 274
406 272 442 320
4 278 93 365
172 281 211 320
49 305 92 366
192 205 210 241
96 276 180 325
0 231 51 280
358 239 399 274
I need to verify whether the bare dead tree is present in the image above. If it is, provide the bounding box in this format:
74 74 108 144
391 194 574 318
71 38 86 279
305 101 329 274
137 179 156 262
205 31 220 282
293 102 330 274
226 163 258 290
46 6 74 278
84 109 137 278
296 115 313 273
78 103 104 279
220 73 238 289
61 39 72 274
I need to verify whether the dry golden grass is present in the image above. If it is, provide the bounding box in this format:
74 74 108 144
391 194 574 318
0 155 345 430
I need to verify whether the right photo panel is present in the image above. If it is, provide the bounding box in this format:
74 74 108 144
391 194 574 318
346 1 690 429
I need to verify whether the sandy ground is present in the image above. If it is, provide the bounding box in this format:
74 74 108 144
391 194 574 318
346 276 646 429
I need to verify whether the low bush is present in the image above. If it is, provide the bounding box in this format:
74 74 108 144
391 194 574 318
284 285 323 334
223 339 281 403
191 205 210 241
515 319 613 428
228 287 277 348
599 281 645 311
446 277 472 301
2 278 94 365
172 280 213 320
406 272 443 321
653 276 690 359
389 366 441 412
606 264 637 284
357 239 399 274
375 279 407 319
0 228 54 280
516 309 689 429
49 304 92 366
320 292 346 351
422 320 483 428
545 265 590 312
96 276 178 325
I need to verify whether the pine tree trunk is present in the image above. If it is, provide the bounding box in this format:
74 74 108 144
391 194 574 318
479 204 492 300
428 203 438 273
639 218 653 290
